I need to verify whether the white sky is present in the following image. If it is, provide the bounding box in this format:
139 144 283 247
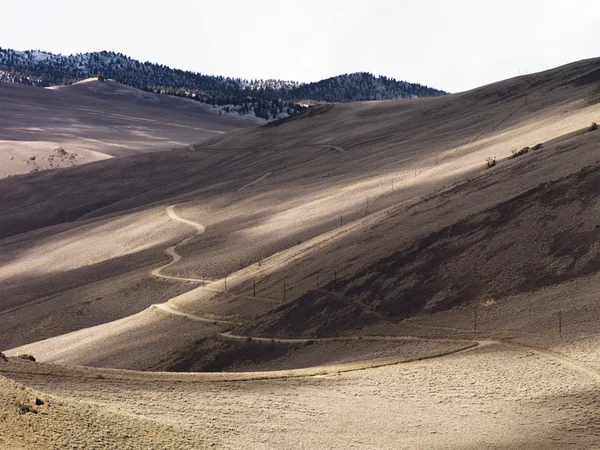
1 0 599 93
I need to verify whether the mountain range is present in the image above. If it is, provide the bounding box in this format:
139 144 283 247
0 48 447 119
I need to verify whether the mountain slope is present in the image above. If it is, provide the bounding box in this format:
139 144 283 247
239 145 600 338
1 57 599 366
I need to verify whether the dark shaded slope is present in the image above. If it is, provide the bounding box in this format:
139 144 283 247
0 149 209 238
239 151 600 338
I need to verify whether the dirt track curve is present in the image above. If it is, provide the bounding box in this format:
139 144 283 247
149 203 600 383
150 204 206 283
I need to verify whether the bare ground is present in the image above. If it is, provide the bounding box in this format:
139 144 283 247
2 58 600 447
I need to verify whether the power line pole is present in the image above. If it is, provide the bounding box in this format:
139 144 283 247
559 310 562 335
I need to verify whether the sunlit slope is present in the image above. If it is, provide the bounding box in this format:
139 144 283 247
1 58 599 366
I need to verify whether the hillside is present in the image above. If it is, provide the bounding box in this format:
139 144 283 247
0 48 446 119
0 78 255 178
2 57 600 447
0 56 598 353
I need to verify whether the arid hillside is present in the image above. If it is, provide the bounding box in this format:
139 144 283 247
0 78 255 178
1 57 598 363
2 58 600 448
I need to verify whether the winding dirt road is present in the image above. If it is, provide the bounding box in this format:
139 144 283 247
150 204 206 283
150 203 283 305
237 172 272 191
149 204 490 364
220 330 497 346
150 204 600 384
153 304 240 325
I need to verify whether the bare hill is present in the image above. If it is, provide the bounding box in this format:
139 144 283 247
2 57 600 448
1 57 599 361
0 78 255 178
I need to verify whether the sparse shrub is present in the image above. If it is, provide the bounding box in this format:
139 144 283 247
486 157 497 168
17 354 35 362
245 336 253 343
303 340 314 347
590 122 598 132
16 402 37 415
532 143 543 150
0 352 6 361
235 358 253 366
35 397 44 406
511 147 529 159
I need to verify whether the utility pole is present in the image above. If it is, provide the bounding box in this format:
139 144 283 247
340 214 343 227
559 310 562 335
224 275 227 292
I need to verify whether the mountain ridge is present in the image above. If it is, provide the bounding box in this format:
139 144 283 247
0 47 447 119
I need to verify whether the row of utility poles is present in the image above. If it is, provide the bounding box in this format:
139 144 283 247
217 269 340 302
211 275 566 336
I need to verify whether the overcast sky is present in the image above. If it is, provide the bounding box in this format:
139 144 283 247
1 0 598 92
